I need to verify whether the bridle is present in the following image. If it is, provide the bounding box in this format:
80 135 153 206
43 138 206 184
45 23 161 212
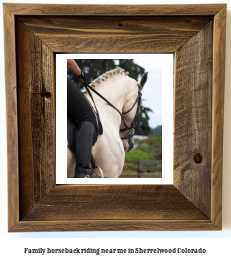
83 82 142 140
120 85 142 139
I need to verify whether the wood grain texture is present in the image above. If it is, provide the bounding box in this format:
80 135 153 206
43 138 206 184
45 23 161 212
3 3 225 16
22 185 207 221
18 16 213 53
11 220 218 232
4 3 226 232
12 185 219 232
211 5 226 228
16 20 56 219
3 4 19 231
174 22 213 218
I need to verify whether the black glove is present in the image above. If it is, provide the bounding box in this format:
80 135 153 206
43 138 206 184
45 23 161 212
77 70 86 84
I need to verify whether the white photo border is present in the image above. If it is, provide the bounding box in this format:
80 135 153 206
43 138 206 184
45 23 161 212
56 54 173 184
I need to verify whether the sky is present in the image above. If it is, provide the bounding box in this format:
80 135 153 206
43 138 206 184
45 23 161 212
134 54 173 128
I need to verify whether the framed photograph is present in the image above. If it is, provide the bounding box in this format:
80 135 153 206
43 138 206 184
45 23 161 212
56 54 173 184
4 3 226 231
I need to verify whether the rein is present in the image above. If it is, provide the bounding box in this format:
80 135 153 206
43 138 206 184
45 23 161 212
83 82 142 139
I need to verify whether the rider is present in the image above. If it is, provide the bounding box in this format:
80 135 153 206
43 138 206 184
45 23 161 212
67 59 100 178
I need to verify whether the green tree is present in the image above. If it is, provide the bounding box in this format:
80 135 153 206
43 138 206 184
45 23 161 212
136 106 153 136
151 125 162 137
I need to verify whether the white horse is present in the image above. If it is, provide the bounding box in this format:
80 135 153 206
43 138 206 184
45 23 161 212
67 68 148 178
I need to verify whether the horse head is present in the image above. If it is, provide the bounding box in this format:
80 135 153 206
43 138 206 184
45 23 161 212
120 72 148 152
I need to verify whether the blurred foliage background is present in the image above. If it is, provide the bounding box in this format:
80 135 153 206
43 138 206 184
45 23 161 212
67 59 145 87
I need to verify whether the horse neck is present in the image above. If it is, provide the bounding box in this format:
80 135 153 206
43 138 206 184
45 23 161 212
91 74 138 130
93 74 136 112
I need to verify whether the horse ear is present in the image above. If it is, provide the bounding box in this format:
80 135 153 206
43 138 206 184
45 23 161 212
139 72 148 90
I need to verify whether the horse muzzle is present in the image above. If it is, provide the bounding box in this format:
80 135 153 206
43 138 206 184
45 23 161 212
122 137 134 152
127 136 135 152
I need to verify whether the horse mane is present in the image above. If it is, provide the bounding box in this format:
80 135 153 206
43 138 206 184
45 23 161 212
90 68 129 88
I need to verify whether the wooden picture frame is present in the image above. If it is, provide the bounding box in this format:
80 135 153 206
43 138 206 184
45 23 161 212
4 4 226 231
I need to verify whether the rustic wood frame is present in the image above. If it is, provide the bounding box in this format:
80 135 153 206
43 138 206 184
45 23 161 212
4 4 226 232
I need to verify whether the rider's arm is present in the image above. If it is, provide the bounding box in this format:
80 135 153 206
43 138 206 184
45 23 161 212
67 59 86 84
67 59 81 76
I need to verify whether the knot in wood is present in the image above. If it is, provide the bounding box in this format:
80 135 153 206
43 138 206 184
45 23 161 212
194 153 203 164
40 90 52 99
